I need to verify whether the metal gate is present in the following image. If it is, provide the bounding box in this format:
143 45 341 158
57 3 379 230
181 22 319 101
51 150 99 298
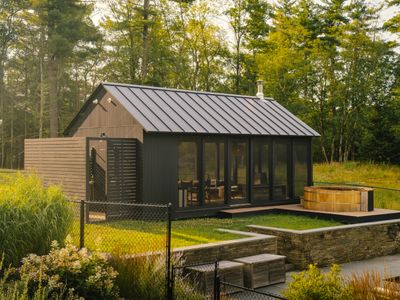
88 137 141 220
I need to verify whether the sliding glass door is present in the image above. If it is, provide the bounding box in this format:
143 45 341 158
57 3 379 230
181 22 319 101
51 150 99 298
293 140 309 198
273 140 290 201
230 140 249 204
252 140 271 204
177 141 199 207
204 141 225 206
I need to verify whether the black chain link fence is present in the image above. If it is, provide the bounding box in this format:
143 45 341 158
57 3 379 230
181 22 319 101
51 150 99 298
69 200 173 299
69 200 288 299
172 261 287 300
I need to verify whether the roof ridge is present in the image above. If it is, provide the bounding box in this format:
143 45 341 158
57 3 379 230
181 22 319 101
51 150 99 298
101 82 275 101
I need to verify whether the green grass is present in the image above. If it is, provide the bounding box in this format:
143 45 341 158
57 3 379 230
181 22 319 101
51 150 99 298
314 162 400 210
71 214 340 254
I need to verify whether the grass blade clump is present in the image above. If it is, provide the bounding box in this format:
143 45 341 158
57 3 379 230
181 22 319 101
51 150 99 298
0 173 73 266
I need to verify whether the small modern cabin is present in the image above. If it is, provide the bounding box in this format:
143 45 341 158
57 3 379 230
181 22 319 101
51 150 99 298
25 82 319 219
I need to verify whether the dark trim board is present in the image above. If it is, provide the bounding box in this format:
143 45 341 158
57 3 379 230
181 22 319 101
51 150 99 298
218 205 400 224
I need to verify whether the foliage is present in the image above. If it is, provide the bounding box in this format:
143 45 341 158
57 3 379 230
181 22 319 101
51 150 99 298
284 264 351 300
19 238 119 300
0 257 75 300
348 270 400 300
0 0 399 167
111 254 202 300
284 264 400 300
0 173 73 266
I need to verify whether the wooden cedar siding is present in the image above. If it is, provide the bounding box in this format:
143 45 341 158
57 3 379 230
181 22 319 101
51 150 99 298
24 137 87 200
72 91 144 142
142 134 178 206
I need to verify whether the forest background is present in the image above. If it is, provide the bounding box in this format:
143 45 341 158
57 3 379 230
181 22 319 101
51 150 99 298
1 0 399 168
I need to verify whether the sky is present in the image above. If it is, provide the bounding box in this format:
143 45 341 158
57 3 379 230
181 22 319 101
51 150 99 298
90 0 399 44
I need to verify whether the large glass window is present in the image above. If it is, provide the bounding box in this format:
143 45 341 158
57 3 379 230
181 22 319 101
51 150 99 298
273 140 289 200
204 141 225 206
230 141 248 203
178 141 199 207
293 140 309 197
253 140 270 203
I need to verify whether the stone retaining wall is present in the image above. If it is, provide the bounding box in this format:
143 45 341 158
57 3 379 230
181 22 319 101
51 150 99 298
248 219 400 269
173 230 277 265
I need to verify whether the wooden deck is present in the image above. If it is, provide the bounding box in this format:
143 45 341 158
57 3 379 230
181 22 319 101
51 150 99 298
219 204 400 223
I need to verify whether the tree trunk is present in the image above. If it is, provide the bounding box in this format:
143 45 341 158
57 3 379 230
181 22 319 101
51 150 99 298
48 56 59 137
0 64 5 168
235 40 240 94
141 0 150 82
9 103 13 169
39 54 45 138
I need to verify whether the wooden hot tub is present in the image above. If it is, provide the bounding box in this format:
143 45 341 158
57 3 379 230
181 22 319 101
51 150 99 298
303 186 374 212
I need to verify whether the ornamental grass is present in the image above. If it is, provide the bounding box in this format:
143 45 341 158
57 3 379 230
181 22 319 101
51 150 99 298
0 173 73 266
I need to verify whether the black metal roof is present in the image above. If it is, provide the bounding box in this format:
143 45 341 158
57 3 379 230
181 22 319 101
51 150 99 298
65 82 320 137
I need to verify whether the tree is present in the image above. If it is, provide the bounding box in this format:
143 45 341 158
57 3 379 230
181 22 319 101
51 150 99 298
32 0 99 137
0 0 26 167
226 0 270 94
384 0 400 34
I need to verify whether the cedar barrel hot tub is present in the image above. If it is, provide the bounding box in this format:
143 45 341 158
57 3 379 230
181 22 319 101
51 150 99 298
303 186 374 212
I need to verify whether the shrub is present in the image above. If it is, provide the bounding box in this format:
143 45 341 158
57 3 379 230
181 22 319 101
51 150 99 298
19 238 119 300
110 254 203 300
0 173 73 266
283 264 351 300
0 257 75 300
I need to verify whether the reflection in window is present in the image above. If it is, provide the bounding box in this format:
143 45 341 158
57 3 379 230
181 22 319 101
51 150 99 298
294 140 309 197
273 140 289 200
204 142 225 206
253 141 270 202
178 142 199 207
230 141 248 203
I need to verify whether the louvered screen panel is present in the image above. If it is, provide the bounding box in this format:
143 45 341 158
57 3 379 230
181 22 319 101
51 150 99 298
106 139 141 218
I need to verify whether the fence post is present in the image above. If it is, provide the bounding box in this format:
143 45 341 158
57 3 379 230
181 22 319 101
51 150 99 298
166 203 173 300
80 200 85 249
213 261 220 300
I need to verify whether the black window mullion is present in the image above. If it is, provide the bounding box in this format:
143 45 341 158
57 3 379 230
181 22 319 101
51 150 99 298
226 137 231 205
249 138 253 204
308 138 313 186
289 139 294 200
269 138 274 201
199 137 204 207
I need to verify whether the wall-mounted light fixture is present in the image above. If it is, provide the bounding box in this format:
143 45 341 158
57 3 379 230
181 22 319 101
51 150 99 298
92 99 99 104
107 97 113 104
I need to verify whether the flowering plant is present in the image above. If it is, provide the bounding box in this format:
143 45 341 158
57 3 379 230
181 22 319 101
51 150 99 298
19 237 119 300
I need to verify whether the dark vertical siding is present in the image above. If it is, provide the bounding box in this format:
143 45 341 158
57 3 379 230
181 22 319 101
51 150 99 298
142 134 178 206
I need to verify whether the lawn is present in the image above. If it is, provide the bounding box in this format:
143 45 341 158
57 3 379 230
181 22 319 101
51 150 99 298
314 162 400 210
70 213 340 254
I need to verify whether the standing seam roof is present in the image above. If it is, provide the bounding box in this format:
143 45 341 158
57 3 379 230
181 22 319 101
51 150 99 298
87 82 320 137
